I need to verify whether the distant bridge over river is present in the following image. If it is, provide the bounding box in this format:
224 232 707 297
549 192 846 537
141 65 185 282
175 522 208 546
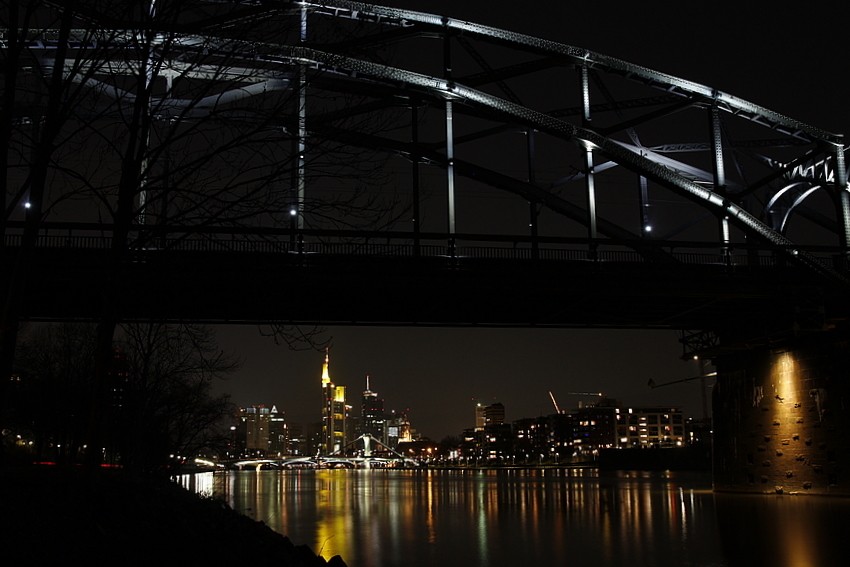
229 456 418 470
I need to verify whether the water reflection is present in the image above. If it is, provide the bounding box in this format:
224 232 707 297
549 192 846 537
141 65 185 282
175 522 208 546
715 492 848 567
179 469 845 567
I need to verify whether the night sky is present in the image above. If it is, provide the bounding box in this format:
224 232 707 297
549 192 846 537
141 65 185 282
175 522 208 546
211 0 849 441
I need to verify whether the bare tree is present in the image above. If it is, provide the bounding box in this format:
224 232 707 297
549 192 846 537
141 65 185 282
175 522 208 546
114 322 238 473
2 1 409 458
1 2 112 422
9 322 237 472
7 322 98 464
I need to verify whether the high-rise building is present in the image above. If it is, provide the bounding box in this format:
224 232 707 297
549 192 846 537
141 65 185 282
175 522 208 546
321 350 347 454
234 405 278 456
384 410 412 448
475 401 505 431
361 375 385 441
485 402 505 426
286 423 308 455
268 406 288 456
572 399 620 455
617 406 684 447
475 404 486 431
513 416 550 461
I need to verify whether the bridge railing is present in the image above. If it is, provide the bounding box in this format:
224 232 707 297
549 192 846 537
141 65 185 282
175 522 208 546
4 233 114 250
4 225 848 271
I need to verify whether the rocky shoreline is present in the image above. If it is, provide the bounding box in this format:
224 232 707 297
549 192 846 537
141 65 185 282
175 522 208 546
0 465 346 565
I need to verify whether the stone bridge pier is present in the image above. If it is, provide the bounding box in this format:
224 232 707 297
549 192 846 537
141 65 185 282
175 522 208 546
712 330 850 495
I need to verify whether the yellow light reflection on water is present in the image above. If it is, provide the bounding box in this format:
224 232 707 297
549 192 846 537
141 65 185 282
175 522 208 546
188 468 813 567
425 471 436 544
715 491 850 567
312 470 353 560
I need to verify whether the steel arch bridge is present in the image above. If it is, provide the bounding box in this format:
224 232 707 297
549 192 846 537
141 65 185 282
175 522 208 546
4 1 850 333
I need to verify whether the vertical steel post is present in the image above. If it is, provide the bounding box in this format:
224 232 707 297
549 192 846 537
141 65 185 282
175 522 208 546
446 100 456 237
158 74 174 247
411 99 421 257
710 104 730 263
638 175 650 237
137 1 158 230
833 140 850 255
710 106 726 189
527 129 539 259
581 66 597 257
444 23 456 255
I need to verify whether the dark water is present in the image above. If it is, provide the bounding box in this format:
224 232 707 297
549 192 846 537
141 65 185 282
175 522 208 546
180 468 847 567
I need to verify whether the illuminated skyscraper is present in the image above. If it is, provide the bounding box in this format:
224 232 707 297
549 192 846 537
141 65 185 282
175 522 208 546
384 410 412 448
321 349 347 454
234 405 276 456
361 375 385 441
268 405 288 456
475 401 505 431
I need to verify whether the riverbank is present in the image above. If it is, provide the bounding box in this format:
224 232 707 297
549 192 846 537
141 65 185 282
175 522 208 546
0 465 346 565
425 446 711 472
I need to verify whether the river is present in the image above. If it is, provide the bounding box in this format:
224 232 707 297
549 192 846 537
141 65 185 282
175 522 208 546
179 468 847 567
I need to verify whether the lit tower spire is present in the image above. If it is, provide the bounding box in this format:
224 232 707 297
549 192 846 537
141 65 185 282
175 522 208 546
322 348 331 385
321 347 333 454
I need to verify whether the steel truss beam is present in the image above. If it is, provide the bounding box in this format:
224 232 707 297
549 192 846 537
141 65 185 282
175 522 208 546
7 1 848 288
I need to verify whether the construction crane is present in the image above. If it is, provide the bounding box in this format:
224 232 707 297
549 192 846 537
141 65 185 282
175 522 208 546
548 391 562 414
548 391 603 414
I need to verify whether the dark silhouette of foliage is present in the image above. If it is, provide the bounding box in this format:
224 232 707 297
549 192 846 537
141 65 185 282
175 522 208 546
9 322 237 472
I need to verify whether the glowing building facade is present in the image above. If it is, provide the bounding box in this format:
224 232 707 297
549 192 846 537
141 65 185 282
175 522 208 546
475 401 505 431
321 351 347 454
617 407 684 448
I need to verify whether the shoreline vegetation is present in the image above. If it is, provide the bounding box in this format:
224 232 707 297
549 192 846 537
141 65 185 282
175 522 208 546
0 464 347 565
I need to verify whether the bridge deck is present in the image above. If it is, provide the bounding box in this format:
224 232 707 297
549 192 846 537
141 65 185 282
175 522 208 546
8 240 839 332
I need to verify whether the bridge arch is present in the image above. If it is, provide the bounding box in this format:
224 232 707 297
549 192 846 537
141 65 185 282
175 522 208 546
6 0 850 314
272 40 848 284
766 182 825 235
265 2 848 276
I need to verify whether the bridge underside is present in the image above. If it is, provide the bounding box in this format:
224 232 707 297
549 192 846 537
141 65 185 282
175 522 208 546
17 248 841 333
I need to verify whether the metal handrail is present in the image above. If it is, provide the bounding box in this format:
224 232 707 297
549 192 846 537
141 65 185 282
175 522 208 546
6 229 847 269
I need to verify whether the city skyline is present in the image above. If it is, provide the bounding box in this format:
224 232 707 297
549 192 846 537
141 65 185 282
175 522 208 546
4 2 847 564
213 325 705 442
226 341 693 460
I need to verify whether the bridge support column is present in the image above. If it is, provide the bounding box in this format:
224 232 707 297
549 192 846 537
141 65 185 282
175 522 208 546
712 332 850 495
